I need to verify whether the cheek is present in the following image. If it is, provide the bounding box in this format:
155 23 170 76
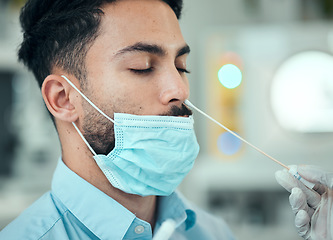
103 82 157 114
93 66 162 115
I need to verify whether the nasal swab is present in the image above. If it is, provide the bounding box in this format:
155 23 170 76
184 100 289 170
185 100 316 189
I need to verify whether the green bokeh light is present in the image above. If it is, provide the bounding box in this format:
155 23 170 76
218 64 242 89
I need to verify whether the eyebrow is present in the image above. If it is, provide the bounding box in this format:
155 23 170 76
114 42 191 59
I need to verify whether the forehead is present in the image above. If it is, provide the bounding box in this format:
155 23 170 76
95 0 185 53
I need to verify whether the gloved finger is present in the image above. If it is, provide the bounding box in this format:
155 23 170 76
275 169 299 192
289 188 315 218
298 165 333 190
276 169 321 208
295 181 321 209
311 183 326 195
295 210 311 240
290 188 308 213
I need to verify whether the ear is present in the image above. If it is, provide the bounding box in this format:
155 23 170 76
42 74 80 122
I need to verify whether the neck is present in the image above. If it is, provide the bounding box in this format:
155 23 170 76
63 151 158 226
110 190 157 227
59 122 157 227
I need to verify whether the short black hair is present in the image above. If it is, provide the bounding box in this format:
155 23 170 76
18 0 183 87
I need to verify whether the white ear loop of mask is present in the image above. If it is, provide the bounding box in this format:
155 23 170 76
61 75 115 157
61 75 115 124
71 121 97 156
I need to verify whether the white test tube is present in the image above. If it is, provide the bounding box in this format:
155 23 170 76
288 165 315 189
152 219 177 240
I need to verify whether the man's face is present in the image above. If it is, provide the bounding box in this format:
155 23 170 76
81 0 191 154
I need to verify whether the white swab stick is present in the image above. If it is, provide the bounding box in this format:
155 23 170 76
184 100 289 170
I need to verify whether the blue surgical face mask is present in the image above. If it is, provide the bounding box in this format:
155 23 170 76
61 75 200 196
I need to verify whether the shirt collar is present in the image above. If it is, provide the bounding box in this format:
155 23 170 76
51 158 196 238
51 158 136 240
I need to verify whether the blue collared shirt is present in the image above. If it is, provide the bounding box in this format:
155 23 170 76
0 159 234 240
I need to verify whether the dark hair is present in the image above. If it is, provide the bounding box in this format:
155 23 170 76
18 0 183 87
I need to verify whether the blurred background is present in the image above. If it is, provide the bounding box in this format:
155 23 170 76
1 0 333 239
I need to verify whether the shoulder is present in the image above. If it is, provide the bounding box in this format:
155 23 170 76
0 192 68 240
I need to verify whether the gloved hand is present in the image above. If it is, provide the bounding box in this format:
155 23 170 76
275 165 333 240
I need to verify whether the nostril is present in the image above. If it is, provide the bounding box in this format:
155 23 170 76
169 98 178 103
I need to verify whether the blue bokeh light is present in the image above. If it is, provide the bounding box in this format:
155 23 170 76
217 132 242 155
218 64 242 89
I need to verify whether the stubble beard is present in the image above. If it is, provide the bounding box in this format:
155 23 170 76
82 100 115 155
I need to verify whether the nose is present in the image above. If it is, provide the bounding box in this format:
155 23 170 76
159 69 189 106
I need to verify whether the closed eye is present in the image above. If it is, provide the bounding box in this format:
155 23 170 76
178 68 190 74
130 67 190 75
130 68 153 74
